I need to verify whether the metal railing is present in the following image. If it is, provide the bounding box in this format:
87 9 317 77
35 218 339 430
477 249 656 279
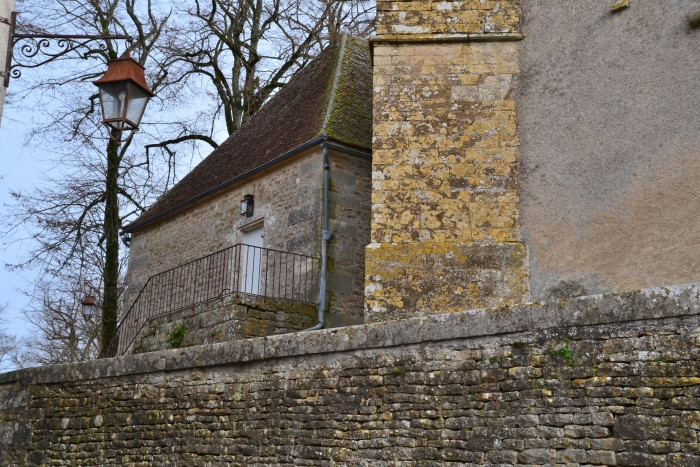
101 244 319 357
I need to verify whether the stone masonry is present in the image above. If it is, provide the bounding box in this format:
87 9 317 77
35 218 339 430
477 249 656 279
126 148 371 327
2 283 700 465
366 0 528 322
130 294 316 355
376 0 520 36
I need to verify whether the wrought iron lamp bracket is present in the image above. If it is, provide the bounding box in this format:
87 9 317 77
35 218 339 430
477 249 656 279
2 12 132 87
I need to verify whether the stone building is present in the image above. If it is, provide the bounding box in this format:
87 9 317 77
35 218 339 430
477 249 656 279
366 0 700 322
118 0 700 351
3 1 700 465
118 35 372 352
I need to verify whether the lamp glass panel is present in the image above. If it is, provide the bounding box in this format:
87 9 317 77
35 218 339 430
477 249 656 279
241 200 247 216
99 82 128 123
125 84 149 126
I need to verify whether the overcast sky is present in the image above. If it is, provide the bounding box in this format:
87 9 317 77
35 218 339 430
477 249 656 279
0 107 46 339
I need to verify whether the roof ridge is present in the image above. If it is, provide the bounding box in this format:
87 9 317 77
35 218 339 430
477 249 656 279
320 33 347 136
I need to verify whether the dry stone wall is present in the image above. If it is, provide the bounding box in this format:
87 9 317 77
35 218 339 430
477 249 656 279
2 283 700 466
130 294 316 354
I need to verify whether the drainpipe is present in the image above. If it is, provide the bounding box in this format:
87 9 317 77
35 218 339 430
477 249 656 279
306 145 332 331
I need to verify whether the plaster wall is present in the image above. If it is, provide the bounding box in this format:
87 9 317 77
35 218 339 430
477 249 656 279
124 146 371 326
0 0 15 126
517 0 700 299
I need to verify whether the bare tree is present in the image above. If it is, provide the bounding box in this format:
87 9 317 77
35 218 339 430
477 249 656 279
148 0 374 154
13 275 101 367
0 305 18 372
3 0 174 355
2 0 374 362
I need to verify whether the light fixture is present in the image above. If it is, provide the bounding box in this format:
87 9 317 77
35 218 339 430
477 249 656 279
240 194 254 217
81 295 96 321
120 231 131 248
93 51 155 143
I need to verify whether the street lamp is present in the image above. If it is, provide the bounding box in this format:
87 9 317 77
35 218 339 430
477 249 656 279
93 51 154 143
81 295 96 321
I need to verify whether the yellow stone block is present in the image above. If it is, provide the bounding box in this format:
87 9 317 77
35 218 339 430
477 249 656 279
369 29 528 322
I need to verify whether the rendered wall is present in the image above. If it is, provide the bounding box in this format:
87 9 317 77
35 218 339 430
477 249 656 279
366 0 529 322
125 146 371 326
517 0 700 299
0 0 15 126
369 0 700 311
2 283 700 465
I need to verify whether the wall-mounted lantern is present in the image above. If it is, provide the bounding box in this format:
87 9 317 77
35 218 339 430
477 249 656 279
240 194 254 217
81 295 96 321
93 51 155 143
119 231 131 248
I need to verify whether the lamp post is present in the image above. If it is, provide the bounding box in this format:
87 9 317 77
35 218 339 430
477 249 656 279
93 52 153 355
3 12 152 357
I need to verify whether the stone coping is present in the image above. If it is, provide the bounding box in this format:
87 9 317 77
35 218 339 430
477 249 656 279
1 282 698 386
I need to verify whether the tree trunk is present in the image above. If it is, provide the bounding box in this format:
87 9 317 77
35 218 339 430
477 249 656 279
101 134 120 355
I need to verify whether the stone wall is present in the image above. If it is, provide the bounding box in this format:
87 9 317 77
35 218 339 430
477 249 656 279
130 294 316 354
125 147 321 310
376 0 520 35
2 283 700 466
327 151 373 326
125 146 371 325
367 33 528 321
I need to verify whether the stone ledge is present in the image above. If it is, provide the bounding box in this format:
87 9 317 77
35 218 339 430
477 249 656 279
1 282 698 386
370 33 526 45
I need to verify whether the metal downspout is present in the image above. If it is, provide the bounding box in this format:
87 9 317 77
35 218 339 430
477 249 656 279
306 145 332 331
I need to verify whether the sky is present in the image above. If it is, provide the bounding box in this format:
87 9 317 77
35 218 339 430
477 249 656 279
0 106 45 339
0 0 316 360
0 73 220 346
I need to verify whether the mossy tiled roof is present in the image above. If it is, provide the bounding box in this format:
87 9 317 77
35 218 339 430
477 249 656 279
125 34 371 232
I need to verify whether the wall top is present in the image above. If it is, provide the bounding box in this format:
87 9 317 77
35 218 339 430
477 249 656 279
2 282 699 386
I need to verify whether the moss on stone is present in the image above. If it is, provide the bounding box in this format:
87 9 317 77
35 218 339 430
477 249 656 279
168 324 185 349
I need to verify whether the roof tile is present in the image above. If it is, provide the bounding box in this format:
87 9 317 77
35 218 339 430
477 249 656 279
125 35 371 232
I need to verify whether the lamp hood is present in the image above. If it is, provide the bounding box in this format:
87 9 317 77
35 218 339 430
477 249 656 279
93 52 155 96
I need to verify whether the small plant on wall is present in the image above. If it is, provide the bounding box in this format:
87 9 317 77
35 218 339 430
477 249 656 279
168 324 186 349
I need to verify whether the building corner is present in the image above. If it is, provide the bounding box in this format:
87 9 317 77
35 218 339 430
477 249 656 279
365 0 529 323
